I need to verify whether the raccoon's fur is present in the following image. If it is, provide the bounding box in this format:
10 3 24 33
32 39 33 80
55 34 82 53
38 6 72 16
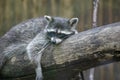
26 15 79 80
0 15 79 80
0 17 47 76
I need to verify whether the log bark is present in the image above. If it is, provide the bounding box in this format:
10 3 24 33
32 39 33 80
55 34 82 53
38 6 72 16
1 22 120 80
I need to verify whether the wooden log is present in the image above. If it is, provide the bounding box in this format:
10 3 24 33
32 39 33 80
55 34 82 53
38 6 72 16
0 21 120 80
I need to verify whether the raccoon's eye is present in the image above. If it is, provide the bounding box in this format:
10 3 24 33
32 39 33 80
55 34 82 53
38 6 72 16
57 33 67 38
47 32 56 37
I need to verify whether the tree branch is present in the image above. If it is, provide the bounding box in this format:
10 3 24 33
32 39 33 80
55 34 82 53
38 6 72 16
43 22 120 69
1 22 120 80
42 22 120 80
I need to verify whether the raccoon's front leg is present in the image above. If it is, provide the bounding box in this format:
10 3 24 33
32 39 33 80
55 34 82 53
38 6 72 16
35 53 43 80
26 32 49 80
36 66 43 80
27 44 44 80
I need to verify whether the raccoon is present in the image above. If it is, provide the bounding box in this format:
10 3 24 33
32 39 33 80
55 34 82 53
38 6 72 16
26 15 79 80
44 15 78 44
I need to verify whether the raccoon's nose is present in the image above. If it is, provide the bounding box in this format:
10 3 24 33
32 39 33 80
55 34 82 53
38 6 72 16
51 37 62 44
51 37 56 44
51 41 56 44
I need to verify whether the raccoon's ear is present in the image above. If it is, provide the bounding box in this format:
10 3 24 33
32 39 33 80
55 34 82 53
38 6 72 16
44 15 53 22
69 18 79 27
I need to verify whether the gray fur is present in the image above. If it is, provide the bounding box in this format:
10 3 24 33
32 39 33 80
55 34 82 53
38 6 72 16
0 16 79 80
26 15 79 80
0 17 47 74
44 15 78 44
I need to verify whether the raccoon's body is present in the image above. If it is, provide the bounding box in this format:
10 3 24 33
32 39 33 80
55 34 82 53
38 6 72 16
0 17 46 78
0 15 79 80
26 15 79 80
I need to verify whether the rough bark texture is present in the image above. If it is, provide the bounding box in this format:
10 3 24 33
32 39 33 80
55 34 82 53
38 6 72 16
0 22 120 80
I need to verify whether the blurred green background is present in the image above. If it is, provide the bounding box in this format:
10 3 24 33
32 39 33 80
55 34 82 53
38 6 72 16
0 0 120 80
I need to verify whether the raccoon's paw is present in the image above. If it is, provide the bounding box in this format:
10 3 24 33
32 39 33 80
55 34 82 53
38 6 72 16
35 66 43 80
36 76 43 80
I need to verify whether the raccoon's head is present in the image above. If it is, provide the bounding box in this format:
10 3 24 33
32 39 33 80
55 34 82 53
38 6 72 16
44 15 79 44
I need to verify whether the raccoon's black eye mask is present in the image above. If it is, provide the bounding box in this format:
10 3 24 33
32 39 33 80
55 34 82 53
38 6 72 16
46 31 75 40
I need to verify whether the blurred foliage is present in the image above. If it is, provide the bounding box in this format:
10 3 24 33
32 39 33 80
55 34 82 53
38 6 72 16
0 0 92 36
0 0 120 37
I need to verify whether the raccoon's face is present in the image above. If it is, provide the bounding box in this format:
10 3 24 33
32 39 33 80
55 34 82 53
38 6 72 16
44 15 79 44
